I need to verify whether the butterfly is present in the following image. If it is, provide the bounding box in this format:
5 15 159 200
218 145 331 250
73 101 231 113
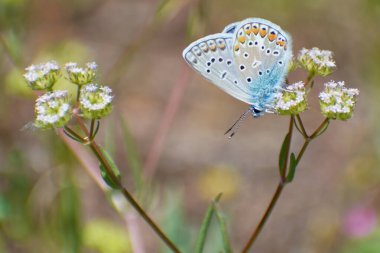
182 18 292 137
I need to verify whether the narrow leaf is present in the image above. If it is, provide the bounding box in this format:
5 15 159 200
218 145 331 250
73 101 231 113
279 133 290 174
314 119 330 138
120 117 144 190
98 146 121 189
195 193 222 253
286 153 298 183
213 201 232 253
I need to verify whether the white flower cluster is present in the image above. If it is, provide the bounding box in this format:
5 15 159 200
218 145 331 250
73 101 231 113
274 82 308 115
65 61 97 85
24 61 60 90
79 83 113 119
319 81 359 120
34 90 71 129
298 48 336 76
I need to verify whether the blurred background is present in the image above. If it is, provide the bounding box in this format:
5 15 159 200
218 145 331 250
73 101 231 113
1 0 380 252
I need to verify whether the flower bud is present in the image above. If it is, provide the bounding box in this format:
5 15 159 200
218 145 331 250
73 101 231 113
34 90 71 129
274 82 308 115
319 81 359 120
24 61 60 90
65 61 97 85
79 84 113 119
287 57 298 72
298 48 336 76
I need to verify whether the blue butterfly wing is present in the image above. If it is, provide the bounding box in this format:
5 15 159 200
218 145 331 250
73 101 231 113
222 21 240 34
182 33 256 104
232 18 293 110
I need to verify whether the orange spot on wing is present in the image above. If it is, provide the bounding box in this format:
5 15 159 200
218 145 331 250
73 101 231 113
268 33 277 42
238 36 246 44
259 28 267 38
252 25 259 35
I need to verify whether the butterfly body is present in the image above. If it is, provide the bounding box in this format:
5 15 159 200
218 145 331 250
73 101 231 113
183 18 292 116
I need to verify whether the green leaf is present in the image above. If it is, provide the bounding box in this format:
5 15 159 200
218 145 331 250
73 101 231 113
286 153 298 183
98 146 121 189
120 117 144 191
195 193 222 253
279 133 290 174
213 200 232 253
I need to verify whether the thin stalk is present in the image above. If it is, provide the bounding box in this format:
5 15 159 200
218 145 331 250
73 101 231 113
73 114 181 253
305 72 315 86
310 118 329 139
89 119 95 140
241 183 284 253
76 86 81 102
64 126 86 142
295 114 308 138
241 116 328 253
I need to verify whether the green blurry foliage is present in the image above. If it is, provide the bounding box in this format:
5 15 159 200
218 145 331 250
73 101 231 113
340 229 380 253
161 190 194 253
83 219 132 253
5 40 91 100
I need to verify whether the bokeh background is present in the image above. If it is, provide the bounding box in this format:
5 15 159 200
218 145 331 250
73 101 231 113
1 0 380 252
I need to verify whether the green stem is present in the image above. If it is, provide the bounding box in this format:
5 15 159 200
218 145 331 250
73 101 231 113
305 72 315 87
89 119 95 140
195 194 222 253
63 126 86 142
73 114 181 253
310 118 329 139
295 114 308 138
76 86 82 102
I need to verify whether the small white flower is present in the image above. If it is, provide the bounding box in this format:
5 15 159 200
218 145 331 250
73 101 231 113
65 61 97 85
319 81 359 120
79 83 113 119
34 90 71 129
274 82 308 115
24 60 60 90
298 47 336 76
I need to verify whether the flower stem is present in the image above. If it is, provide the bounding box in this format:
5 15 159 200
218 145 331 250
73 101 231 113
241 182 284 253
76 86 81 102
295 114 308 138
72 114 181 253
241 116 328 253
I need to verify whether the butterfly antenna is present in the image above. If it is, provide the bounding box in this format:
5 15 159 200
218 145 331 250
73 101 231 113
224 109 251 139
